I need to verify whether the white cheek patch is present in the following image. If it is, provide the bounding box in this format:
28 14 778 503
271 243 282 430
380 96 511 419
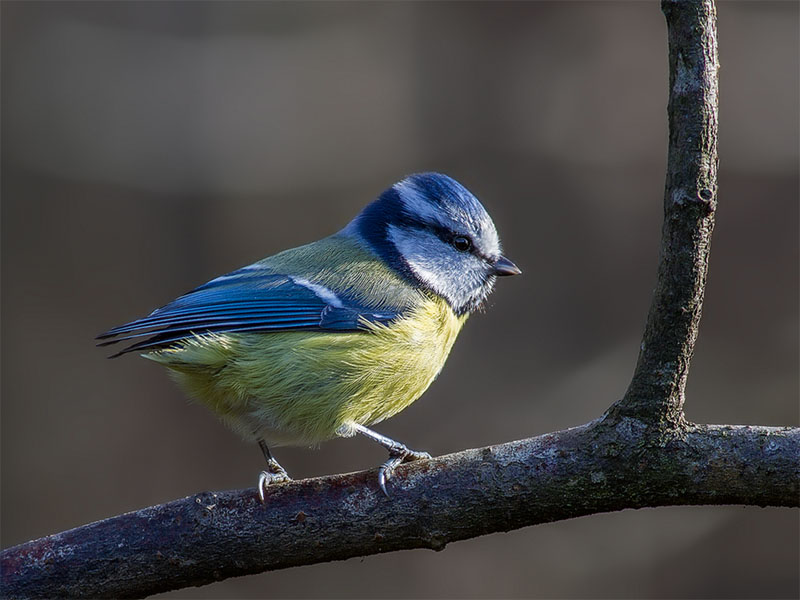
387 225 488 312
289 276 344 308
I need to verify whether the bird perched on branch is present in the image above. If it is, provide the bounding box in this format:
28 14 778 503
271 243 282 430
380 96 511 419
98 172 520 499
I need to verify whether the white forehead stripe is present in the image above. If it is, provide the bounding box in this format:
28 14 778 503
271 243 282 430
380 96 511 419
479 227 501 258
290 276 343 308
393 179 502 258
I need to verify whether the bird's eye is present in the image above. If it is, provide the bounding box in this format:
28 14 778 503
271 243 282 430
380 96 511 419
452 236 472 252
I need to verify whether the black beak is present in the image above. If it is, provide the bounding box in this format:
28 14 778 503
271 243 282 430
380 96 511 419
492 255 521 276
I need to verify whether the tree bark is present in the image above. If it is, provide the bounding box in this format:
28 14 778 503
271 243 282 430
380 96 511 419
2 1 797 598
1 423 798 599
609 0 719 428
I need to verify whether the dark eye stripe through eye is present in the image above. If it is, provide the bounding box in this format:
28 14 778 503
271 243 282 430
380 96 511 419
452 236 472 252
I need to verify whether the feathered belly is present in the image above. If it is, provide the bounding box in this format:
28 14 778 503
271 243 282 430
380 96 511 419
146 296 466 446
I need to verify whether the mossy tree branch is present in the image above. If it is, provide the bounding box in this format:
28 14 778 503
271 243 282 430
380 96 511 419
2 1 797 598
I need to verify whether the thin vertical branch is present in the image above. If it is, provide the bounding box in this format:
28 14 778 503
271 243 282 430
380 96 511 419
610 0 719 427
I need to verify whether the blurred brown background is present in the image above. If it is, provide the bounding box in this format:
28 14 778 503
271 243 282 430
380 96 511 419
2 2 797 598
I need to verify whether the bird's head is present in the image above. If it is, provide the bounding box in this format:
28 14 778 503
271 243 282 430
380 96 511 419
347 172 520 315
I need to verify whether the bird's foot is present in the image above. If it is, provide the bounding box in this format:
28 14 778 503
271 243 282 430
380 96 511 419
344 423 431 496
257 460 292 503
377 446 431 497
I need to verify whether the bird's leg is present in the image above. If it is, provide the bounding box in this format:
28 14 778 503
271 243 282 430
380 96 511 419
348 423 431 497
257 439 291 502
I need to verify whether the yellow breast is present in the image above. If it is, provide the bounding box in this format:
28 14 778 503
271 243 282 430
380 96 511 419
147 294 467 446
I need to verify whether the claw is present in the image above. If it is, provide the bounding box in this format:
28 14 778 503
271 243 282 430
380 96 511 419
256 439 291 503
377 455 405 497
344 423 432 497
377 448 432 497
258 467 291 503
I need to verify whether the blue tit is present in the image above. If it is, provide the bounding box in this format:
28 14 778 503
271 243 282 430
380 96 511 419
98 172 520 498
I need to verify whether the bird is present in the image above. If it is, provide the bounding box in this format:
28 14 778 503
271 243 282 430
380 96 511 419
98 172 520 499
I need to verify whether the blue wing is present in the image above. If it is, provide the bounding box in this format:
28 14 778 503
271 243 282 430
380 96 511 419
97 264 399 357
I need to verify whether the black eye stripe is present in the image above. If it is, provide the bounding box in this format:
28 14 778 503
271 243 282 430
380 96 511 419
429 226 472 252
393 221 492 262
452 236 471 252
